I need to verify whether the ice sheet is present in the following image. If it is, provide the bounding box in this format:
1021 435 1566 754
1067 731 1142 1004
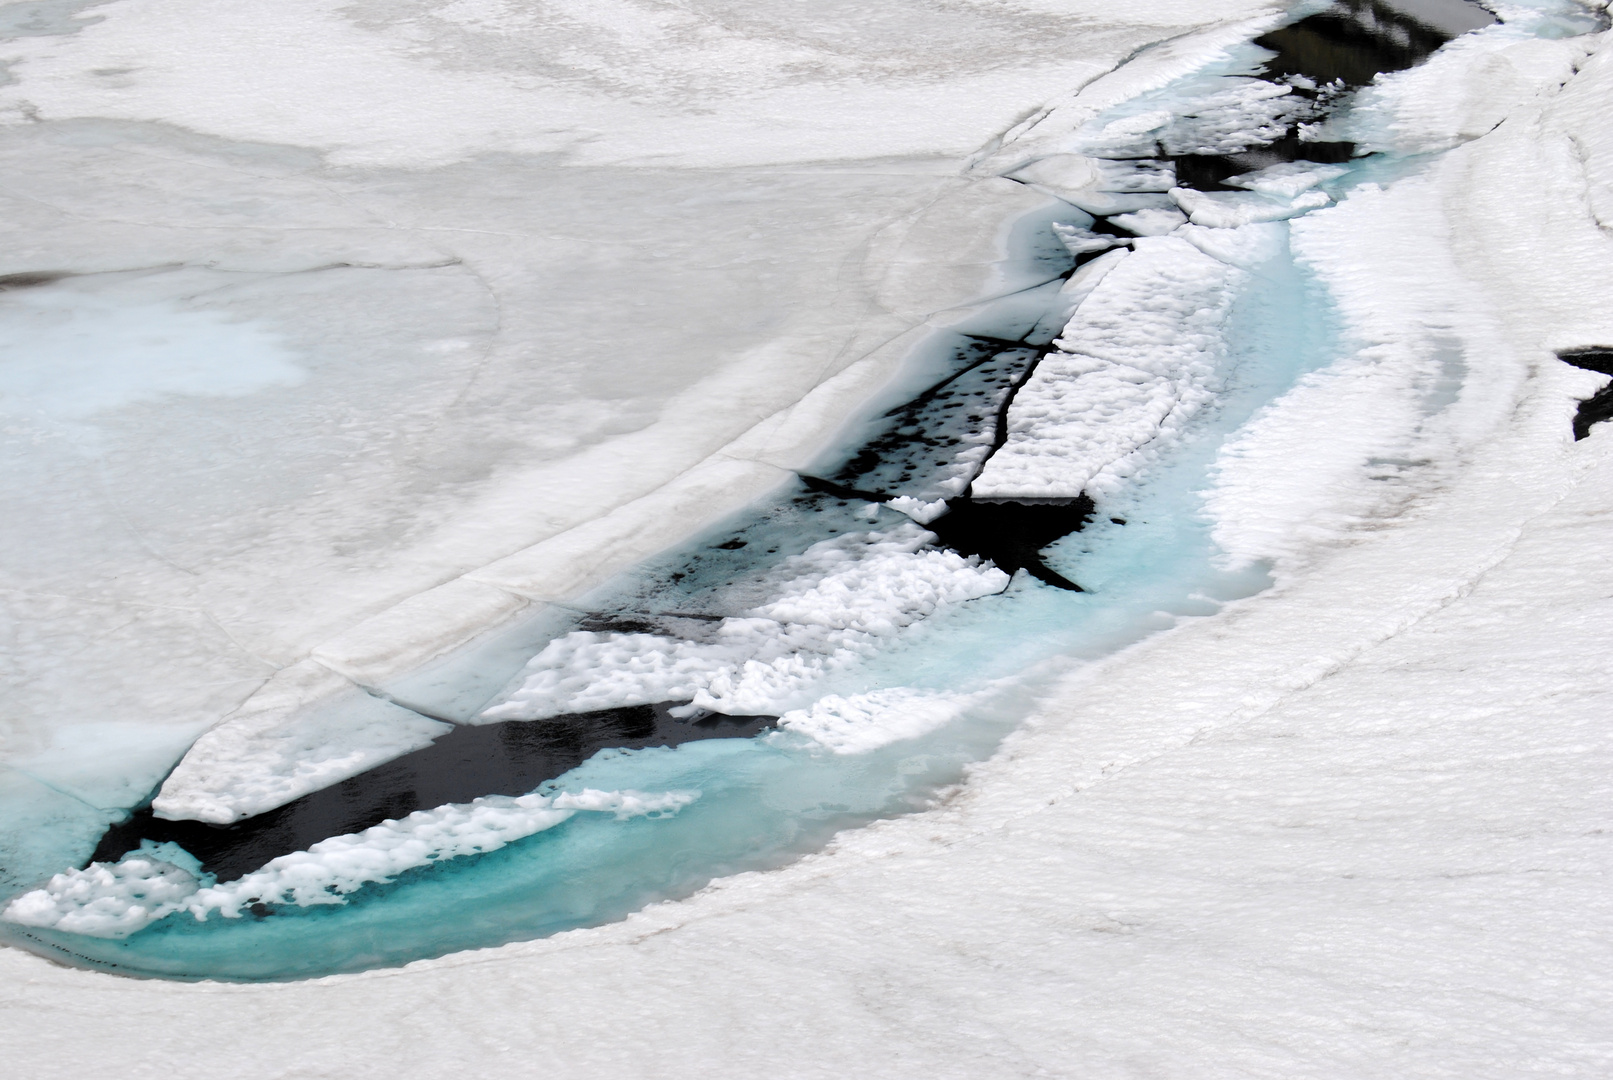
0 0 1285 169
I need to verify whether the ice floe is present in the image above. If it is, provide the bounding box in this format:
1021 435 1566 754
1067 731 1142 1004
483 523 1009 721
971 235 1250 502
1171 186 1332 228
151 663 453 825
778 689 978 755
4 788 698 938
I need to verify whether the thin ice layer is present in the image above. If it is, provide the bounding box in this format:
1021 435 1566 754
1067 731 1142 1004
3 788 697 938
484 524 1009 721
971 235 1249 501
830 347 1038 503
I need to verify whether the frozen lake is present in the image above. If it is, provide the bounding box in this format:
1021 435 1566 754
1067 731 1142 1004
7 0 1601 982
4 0 1613 1074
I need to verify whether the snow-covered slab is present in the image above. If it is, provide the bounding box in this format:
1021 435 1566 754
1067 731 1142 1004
8 787 697 938
482 523 1008 721
151 662 451 825
971 235 1247 501
1171 185 1330 228
1224 161 1347 198
777 688 979 754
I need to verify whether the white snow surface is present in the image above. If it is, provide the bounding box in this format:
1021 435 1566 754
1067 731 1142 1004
972 234 1248 501
4 788 697 938
483 524 1008 720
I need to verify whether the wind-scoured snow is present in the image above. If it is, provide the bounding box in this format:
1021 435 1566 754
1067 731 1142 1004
484 524 1008 720
4 788 697 938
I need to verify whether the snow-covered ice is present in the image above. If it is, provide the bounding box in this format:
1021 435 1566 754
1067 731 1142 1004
482 523 1009 720
972 235 1249 501
5 0 1613 1073
6 787 697 937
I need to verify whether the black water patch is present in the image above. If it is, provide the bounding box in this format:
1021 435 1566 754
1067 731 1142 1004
927 497 1095 591
1171 135 1357 191
1255 0 1494 89
1557 348 1613 440
1161 0 1491 191
90 705 772 882
829 341 1038 502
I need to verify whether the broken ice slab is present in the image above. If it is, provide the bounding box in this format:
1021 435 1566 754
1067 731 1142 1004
1224 161 1349 197
973 235 1248 502
1171 186 1331 228
1052 221 1131 256
152 661 451 825
1110 207 1189 236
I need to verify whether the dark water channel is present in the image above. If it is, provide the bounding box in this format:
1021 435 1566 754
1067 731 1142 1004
1557 347 1613 440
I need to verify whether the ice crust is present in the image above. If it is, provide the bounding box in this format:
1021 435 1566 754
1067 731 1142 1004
484 524 1009 720
972 235 1249 501
4 788 698 938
